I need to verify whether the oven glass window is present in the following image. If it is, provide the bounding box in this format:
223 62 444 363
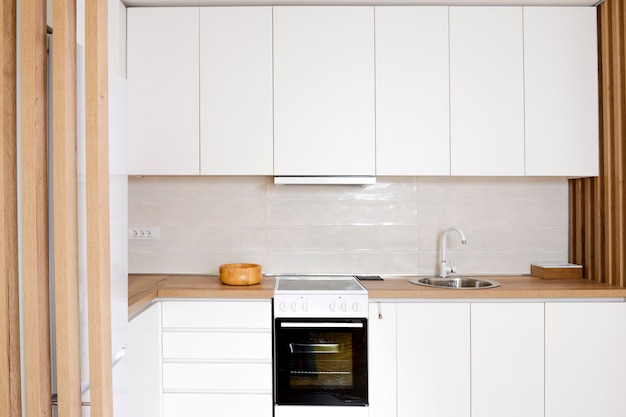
274 318 368 406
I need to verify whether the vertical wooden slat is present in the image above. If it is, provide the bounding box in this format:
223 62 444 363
569 180 583 267
570 0 626 288
582 178 595 281
601 1 625 282
610 0 625 288
85 0 113 416
20 0 52 416
0 0 21 415
52 0 82 415
593 176 603 283
601 0 615 285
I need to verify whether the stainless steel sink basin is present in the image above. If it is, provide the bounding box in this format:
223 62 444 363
409 277 501 289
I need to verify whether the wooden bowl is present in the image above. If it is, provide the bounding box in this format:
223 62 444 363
219 263 262 286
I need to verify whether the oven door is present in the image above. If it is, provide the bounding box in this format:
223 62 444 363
274 317 368 406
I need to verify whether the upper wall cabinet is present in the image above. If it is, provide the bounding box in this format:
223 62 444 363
199 7 273 175
375 7 450 176
127 7 273 176
524 7 599 177
127 6 599 178
449 7 525 176
273 7 376 176
127 8 200 175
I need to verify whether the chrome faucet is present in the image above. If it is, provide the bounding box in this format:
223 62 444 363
439 227 467 278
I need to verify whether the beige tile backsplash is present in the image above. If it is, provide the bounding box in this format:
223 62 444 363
128 176 568 275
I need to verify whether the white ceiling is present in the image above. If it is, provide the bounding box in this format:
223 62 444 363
123 0 602 8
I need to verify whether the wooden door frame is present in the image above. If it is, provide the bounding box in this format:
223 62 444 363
21 0 52 416
1 0 21 416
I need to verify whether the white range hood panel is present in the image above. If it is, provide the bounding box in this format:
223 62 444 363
274 176 376 185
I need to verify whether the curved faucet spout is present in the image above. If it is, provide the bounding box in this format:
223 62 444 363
439 227 467 278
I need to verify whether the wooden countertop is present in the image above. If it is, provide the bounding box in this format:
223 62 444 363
129 274 626 316
129 274 275 316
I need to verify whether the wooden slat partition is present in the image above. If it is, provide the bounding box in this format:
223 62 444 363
20 0 52 416
52 0 82 415
0 0 21 416
85 0 113 416
570 0 626 287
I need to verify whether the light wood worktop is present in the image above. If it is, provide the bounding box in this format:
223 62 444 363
129 274 626 316
129 274 275 316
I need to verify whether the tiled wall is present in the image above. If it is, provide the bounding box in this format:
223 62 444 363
128 176 568 276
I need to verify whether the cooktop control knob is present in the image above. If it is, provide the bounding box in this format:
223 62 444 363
290 301 297 312
278 302 286 312
302 301 309 312
329 301 337 312
341 301 348 312
352 302 360 312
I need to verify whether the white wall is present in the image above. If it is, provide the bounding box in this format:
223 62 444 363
128 176 568 276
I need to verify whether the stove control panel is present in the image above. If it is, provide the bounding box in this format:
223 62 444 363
274 294 368 318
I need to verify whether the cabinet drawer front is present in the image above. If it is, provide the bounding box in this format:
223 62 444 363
164 393 272 417
162 301 271 329
163 363 272 391
163 331 271 360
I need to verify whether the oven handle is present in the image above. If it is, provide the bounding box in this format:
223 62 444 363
280 322 364 329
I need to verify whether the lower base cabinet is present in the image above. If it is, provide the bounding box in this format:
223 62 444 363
131 299 626 417
471 303 544 417
375 300 626 417
129 300 273 417
397 303 470 417
546 302 626 417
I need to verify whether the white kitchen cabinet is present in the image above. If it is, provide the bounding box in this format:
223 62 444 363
397 303 470 417
273 6 375 176
545 302 626 417
375 7 450 176
449 7 525 176
524 7 599 177
161 300 273 417
199 7 273 175
368 302 397 417
127 8 200 175
129 303 163 417
471 303 544 417
129 300 273 417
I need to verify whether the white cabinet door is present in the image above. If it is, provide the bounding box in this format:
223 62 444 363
375 7 450 176
524 7 599 177
545 302 626 417
397 303 470 417
129 303 163 417
368 303 397 417
127 8 200 175
449 7 525 176
199 7 273 175
471 303 544 417
273 6 375 176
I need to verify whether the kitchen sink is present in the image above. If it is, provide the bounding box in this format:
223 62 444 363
409 277 501 289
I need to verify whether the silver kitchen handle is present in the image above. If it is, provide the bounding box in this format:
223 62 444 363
280 322 363 329
289 343 341 354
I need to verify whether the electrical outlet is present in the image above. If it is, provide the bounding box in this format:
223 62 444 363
128 227 159 240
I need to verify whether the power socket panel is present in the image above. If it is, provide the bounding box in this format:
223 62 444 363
128 227 159 240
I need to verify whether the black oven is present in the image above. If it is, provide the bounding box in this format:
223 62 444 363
274 317 368 406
